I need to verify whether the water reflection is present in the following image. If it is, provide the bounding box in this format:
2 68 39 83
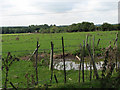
53 57 120 71
54 60 104 70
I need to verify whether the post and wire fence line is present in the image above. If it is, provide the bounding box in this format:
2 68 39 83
1 33 120 89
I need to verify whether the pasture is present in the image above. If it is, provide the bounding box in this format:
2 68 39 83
2 31 117 57
1 31 120 89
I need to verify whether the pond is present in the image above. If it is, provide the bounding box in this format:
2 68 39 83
53 59 120 70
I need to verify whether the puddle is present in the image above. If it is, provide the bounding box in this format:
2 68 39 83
53 59 120 70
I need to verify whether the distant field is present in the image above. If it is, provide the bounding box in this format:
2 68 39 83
2 31 117 58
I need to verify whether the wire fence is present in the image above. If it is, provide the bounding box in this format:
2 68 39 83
1 33 119 89
1 44 81 54
1 37 116 56
1 38 116 44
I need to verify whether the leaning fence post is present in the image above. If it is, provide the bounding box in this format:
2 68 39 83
62 37 66 83
28 45 40 61
54 74 58 83
114 33 118 46
97 39 100 47
35 41 39 85
87 44 99 79
50 42 54 83
10 82 17 90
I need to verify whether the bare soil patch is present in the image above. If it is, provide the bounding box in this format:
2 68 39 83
20 53 76 60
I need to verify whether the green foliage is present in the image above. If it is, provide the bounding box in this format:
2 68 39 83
39 59 44 65
72 45 104 57
2 22 119 34
100 23 113 31
72 48 89 57
2 53 19 89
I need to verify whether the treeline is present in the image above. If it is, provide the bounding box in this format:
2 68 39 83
2 22 120 34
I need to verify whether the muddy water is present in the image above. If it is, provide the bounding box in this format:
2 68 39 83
53 59 120 70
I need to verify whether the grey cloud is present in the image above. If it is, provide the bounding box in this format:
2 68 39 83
1 12 45 17
33 2 78 13
94 2 118 11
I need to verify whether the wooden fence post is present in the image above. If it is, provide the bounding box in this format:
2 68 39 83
28 45 40 61
86 34 89 80
115 33 118 71
87 44 99 79
93 35 95 79
76 55 82 83
35 41 39 85
10 82 17 90
62 37 66 83
79 44 82 83
86 63 87 80
97 39 100 47
82 40 85 82
89 38 92 81
114 33 118 46
49 41 54 70
76 44 82 83
93 35 95 61
50 42 54 83
86 35 89 47
4 52 9 89
54 74 58 83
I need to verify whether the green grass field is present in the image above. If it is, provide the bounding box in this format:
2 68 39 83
2 60 119 88
1 31 120 88
2 31 117 58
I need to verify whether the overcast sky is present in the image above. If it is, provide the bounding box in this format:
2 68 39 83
0 0 119 26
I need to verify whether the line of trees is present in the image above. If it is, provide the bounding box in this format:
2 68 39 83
1 22 120 34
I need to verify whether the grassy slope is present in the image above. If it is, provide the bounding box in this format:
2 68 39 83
2 31 117 57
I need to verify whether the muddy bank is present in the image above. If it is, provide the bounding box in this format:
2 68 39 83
20 53 104 61
20 53 77 60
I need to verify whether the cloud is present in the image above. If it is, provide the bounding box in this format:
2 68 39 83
93 2 118 11
38 2 76 13
0 0 119 26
